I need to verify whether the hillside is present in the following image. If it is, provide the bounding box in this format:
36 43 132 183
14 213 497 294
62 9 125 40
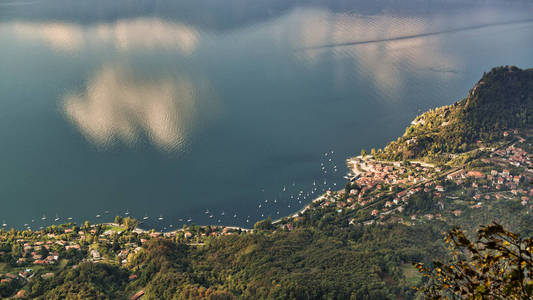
376 66 533 161
0 66 532 299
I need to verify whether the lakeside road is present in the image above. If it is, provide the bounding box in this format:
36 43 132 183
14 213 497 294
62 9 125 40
273 190 347 224
272 199 316 225
140 225 253 235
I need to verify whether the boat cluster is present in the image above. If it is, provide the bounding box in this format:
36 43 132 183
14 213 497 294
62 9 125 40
2 151 343 231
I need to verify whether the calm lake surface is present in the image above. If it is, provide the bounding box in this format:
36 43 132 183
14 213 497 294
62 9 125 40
1 0 533 229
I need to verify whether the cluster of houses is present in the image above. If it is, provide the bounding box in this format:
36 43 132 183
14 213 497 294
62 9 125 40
161 225 244 240
492 143 531 168
312 137 533 227
16 240 62 266
0 271 21 284
303 156 442 225
348 157 436 188
446 166 532 206
0 221 255 281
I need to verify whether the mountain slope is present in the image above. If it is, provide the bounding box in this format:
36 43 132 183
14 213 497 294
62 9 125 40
377 66 533 160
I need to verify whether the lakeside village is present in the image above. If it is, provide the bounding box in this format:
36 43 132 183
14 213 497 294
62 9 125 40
1 129 532 298
314 128 532 227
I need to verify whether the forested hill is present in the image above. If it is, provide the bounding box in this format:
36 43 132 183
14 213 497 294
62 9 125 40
377 66 533 161
463 66 532 132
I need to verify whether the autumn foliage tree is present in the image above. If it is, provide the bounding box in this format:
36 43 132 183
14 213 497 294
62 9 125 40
416 223 532 299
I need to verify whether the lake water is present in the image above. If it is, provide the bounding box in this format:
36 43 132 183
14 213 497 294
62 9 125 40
1 0 533 230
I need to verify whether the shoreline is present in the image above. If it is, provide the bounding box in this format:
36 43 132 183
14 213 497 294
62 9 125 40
63 191 339 234
2 155 412 234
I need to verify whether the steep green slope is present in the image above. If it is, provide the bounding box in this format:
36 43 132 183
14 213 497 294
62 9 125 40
377 66 533 161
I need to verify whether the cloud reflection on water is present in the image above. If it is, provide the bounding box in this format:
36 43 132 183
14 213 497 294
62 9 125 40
62 65 196 151
285 9 461 97
11 18 198 54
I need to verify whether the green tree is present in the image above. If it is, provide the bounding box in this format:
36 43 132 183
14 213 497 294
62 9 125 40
361 149 367 157
114 216 123 225
254 217 274 231
123 217 139 231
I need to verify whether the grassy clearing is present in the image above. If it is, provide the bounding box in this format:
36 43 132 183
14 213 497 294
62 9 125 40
401 263 422 286
104 225 126 233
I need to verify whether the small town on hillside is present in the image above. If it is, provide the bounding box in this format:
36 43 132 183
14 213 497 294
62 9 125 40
305 129 532 226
